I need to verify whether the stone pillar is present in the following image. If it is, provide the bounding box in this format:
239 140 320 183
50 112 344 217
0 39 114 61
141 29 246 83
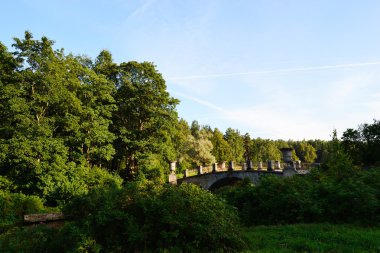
267 160 274 171
228 161 234 171
221 161 226 170
168 161 177 185
183 169 188 178
275 161 281 170
170 161 176 173
258 161 263 170
242 162 247 171
212 163 218 173
247 160 253 170
197 165 203 175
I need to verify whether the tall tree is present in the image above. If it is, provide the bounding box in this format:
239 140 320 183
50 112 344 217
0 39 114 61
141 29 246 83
360 120 380 165
251 138 281 162
224 128 244 162
325 130 353 180
294 141 317 163
342 128 363 164
243 133 252 161
0 32 121 202
187 128 215 166
211 128 232 163
171 118 192 171
113 61 179 178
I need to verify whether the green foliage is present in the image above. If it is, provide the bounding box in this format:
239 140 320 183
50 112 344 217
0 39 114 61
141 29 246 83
0 191 44 228
324 130 354 180
0 176 14 192
0 32 122 203
211 128 232 163
62 182 246 252
111 61 179 179
224 128 244 162
250 138 281 162
0 226 58 253
217 167 380 226
294 141 317 163
0 224 93 253
342 119 380 165
187 128 216 165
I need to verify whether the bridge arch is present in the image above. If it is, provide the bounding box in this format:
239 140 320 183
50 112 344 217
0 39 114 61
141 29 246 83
178 170 288 190
208 176 245 191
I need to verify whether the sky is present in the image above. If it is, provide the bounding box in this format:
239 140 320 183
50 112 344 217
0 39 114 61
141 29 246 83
1 0 380 140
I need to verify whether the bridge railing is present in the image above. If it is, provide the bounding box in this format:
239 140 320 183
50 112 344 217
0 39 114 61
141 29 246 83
176 161 318 178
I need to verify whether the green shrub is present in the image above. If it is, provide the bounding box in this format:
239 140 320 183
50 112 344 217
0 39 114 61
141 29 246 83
64 182 246 252
0 176 14 191
0 191 44 228
42 164 123 206
0 226 58 253
217 168 380 226
318 177 378 224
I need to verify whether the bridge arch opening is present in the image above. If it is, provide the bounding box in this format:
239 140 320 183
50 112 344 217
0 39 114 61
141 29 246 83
209 177 243 191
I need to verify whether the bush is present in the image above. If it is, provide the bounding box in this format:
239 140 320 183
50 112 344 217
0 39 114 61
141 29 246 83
41 164 123 206
217 168 380 226
218 175 321 226
0 191 44 228
63 182 246 252
0 226 58 253
318 175 378 224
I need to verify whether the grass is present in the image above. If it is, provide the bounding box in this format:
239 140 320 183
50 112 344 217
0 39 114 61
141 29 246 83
241 223 380 253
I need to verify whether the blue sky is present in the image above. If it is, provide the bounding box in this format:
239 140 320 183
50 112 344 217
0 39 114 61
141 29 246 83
2 0 380 140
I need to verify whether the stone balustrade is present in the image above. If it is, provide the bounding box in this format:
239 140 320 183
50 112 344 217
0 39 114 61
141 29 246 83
169 159 304 183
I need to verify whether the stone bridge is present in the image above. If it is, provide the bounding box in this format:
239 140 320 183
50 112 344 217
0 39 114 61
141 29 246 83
169 160 305 190
168 149 311 190
179 170 287 190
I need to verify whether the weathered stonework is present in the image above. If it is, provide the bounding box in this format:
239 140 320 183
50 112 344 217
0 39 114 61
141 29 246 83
178 170 283 190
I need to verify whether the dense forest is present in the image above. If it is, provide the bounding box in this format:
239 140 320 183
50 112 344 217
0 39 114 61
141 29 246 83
1 33 380 252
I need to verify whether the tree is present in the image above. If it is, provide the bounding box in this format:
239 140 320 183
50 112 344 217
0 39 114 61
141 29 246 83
251 138 281 162
296 141 317 163
188 128 216 166
342 128 363 164
0 32 121 202
190 120 201 139
169 118 192 171
360 120 380 165
325 130 354 180
340 120 380 166
211 128 232 163
243 133 253 161
224 128 244 162
112 61 179 179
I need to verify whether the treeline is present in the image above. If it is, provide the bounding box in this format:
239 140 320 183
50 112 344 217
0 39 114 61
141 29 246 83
342 120 380 166
0 32 331 204
164 120 328 173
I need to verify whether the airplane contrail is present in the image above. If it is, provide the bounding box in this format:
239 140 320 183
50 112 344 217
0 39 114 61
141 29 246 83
170 90 226 112
167 61 380 81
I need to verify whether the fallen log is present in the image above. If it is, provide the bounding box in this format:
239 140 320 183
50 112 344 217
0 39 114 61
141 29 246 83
24 212 65 223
